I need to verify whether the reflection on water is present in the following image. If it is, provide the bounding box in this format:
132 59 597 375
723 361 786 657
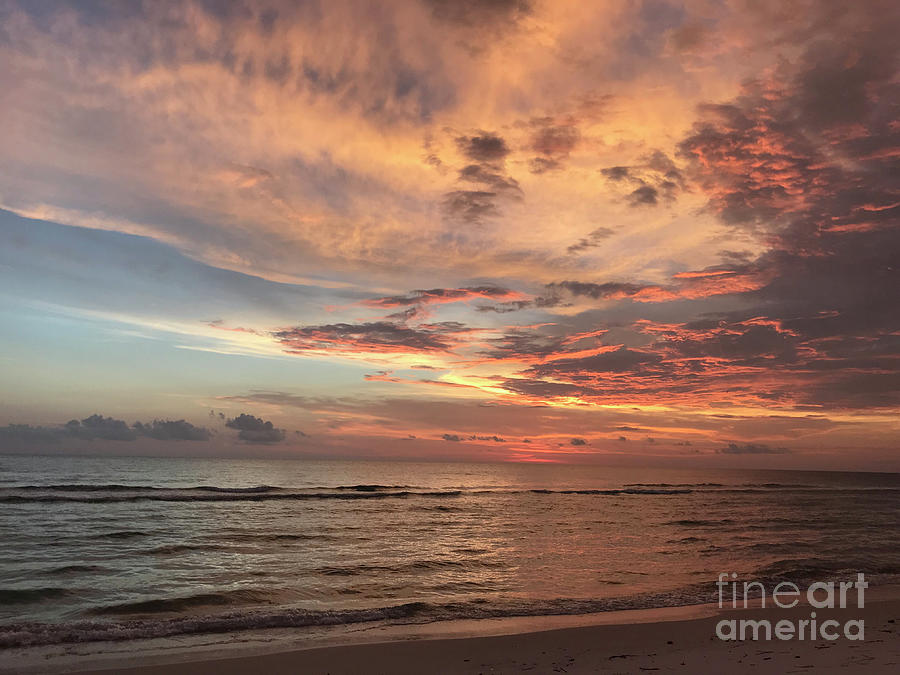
0 456 898 646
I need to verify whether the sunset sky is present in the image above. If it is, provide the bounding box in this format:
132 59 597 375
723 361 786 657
1 0 897 469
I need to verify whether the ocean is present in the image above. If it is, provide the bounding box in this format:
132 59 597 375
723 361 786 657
1 456 898 649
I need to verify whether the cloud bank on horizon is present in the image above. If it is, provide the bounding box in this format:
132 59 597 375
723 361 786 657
0 0 897 468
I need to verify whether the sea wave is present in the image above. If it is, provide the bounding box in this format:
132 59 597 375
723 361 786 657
753 558 900 580
46 565 107 575
4 566 899 648
314 558 504 577
8 484 282 493
0 486 694 504
0 588 70 605
0 489 463 504
0 591 716 648
3 481 897 504
94 530 150 540
527 488 692 495
87 589 274 616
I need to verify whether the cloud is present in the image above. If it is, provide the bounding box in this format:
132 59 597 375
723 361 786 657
569 437 587 446
365 286 520 308
528 157 560 174
225 413 286 443
273 321 468 355
386 307 425 322
364 370 404 383
0 414 211 449
442 190 500 223
628 185 658 206
567 227 615 254
601 166 630 181
66 414 136 441
718 443 788 455
0 424 62 448
458 164 521 192
445 131 520 222
475 299 534 313
1 0 898 466
528 119 580 173
532 124 579 157
527 347 662 377
539 266 768 305
601 150 684 207
427 0 532 31
498 378 584 399
666 13 900 409
443 432 506 442
131 419 211 441
545 280 650 300
455 132 511 162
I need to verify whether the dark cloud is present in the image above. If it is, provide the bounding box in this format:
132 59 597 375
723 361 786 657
455 132 510 163
567 227 615 254
427 0 532 30
274 321 466 354
458 164 520 191
474 291 571 313
661 322 797 365
483 16 897 411
532 124 579 156
628 185 658 206
225 413 286 443
527 347 662 377
0 424 61 448
447 132 519 222
529 120 579 173
386 307 423 322
528 157 560 174
602 150 685 206
367 286 517 308
498 378 584 399
132 419 210 441
443 432 507 442
670 12 900 409
481 329 567 361
797 372 900 409
601 166 630 181
669 21 707 52
545 280 649 299
569 437 587 446
66 414 136 441
475 299 534 313
0 414 211 450
442 189 500 223
718 443 789 455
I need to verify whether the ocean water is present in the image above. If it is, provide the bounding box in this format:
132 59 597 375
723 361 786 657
1 456 899 649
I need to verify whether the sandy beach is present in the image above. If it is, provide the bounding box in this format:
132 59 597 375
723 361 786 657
4 586 881 674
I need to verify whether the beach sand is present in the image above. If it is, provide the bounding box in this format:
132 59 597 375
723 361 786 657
2 587 895 674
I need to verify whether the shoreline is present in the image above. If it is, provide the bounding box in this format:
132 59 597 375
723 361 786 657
4 584 898 674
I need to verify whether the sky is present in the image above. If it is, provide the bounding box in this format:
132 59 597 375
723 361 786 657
0 0 897 470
